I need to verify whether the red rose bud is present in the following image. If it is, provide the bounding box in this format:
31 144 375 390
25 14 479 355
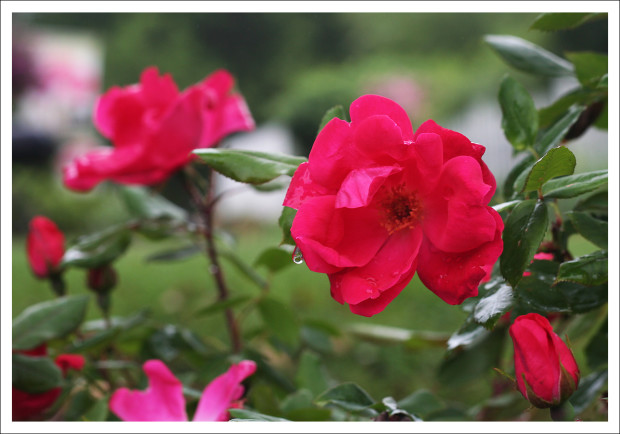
87 265 117 294
26 216 65 279
509 313 580 408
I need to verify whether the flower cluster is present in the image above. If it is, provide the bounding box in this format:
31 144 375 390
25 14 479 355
284 95 503 316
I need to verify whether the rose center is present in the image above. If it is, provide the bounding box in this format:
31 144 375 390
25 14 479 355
380 185 422 234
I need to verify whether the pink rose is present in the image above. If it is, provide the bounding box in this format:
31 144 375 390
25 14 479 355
63 67 255 191
26 216 65 279
509 313 580 408
109 359 256 421
284 95 503 316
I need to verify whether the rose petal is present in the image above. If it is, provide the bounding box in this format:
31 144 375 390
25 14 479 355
350 94 414 142
423 156 496 253
193 360 256 421
414 120 496 201
353 115 411 162
335 166 402 208
54 354 85 374
12 387 61 421
417 209 503 305
348 267 417 317
308 118 371 190
109 360 188 421
292 196 389 272
283 162 332 209
331 228 422 308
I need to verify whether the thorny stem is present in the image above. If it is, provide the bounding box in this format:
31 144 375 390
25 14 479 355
183 166 242 354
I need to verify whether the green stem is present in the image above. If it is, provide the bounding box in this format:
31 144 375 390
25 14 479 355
49 273 66 297
550 401 575 421
183 166 242 354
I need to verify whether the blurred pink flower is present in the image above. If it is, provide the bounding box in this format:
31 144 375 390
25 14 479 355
63 67 254 191
109 359 256 421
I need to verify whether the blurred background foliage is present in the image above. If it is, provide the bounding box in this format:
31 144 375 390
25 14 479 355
14 12 607 151
11 12 609 419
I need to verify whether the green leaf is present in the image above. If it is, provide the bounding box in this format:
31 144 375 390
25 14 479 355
195 295 252 317
347 323 448 349
567 211 608 249
63 390 110 421
82 395 109 421
295 351 330 397
12 295 90 350
585 317 608 370
70 311 149 353
504 155 535 199
473 282 513 329
258 297 300 348
499 75 538 150
565 52 608 87
555 250 607 286
229 408 290 421
300 324 333 354
219 248 268 291
118 186 187 220
397 389 444 419
438 326 506 387
446 319 490 351
146 244 202 262
492 200 521 214
318 104 347 134
574 189 608 214
63 225 132 268
523 147 576 193
542 170 608 199
278 206 297 246
500 200 549 287
193 148 307 185
315 382 376 412
538 88 603 129
535 105 586 155
484 35 574 77
254 246 294 273
281 389 314 413
531 13 603 31
12 353 63 394
569 369 608 415
513 275 570 315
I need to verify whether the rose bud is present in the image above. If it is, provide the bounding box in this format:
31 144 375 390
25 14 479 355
509 313 580 408
26 216 65 279
87 265 118 294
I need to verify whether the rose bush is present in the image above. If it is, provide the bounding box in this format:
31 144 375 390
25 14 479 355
63 66 255 191
284 95 503 316
109 359 256 421
26 216 65 279
509 313 580 409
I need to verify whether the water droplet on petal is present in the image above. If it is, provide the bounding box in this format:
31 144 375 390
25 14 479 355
292 246 304 264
